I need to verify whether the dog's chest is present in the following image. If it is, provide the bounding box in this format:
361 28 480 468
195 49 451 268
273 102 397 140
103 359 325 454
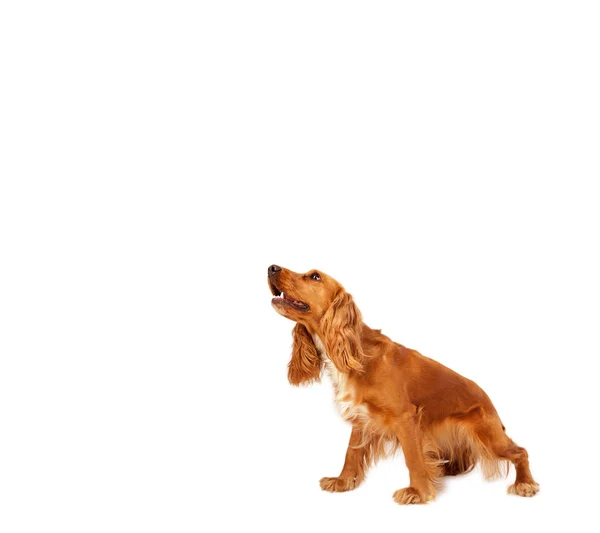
313 335 371 423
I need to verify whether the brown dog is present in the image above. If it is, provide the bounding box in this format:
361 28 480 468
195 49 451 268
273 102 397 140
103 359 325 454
268 265 539 504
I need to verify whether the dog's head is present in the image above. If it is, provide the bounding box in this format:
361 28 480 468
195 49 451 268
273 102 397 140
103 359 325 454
267 265 364 385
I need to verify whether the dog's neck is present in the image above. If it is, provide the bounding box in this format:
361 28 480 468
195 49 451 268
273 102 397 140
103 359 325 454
311 334 327 360
312 334 345 387
312 334 367 425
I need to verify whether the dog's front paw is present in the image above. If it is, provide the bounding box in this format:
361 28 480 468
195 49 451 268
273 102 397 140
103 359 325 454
319 476 358 493
392 486 435 505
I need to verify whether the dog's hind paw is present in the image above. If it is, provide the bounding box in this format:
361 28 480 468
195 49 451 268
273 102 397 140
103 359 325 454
508 482 539 497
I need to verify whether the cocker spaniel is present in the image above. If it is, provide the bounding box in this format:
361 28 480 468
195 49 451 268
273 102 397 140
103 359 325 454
267 265 539 504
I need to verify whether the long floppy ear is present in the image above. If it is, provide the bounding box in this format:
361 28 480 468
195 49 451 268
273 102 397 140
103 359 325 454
288 323 322 386
320 291 364 373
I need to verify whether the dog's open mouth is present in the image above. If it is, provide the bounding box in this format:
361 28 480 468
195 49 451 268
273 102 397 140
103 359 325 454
269 279 309 312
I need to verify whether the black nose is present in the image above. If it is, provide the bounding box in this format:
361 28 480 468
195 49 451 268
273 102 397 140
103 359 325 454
268 264 281 276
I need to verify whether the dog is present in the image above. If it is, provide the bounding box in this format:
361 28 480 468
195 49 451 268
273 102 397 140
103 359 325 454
267 265 539 504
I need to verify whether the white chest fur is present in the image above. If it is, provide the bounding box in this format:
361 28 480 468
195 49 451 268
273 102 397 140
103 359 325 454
313 335 370 423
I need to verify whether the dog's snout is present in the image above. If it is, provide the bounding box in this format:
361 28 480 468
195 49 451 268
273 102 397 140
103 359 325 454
268 264 282 276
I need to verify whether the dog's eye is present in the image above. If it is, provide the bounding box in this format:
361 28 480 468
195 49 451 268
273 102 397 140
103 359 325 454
310 272 321 281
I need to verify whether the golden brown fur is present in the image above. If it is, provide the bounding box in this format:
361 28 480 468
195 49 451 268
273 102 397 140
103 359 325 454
268 265 539 504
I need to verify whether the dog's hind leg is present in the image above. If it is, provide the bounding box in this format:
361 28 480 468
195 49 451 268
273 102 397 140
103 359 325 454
467 411 539 497
441 445 476 476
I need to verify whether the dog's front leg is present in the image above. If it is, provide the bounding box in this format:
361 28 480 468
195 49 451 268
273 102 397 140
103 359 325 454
320 426 367 492
392 412 436 504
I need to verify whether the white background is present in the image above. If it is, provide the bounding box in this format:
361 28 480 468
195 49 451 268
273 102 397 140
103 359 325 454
1 1 599 532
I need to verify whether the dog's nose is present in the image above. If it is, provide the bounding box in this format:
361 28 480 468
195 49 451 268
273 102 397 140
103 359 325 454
268 264 281 276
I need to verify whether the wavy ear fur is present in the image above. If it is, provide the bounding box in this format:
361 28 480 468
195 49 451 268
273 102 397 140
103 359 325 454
288 323 322 386
320 291 364 373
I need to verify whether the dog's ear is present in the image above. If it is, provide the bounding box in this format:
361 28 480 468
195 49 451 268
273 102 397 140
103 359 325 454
288 323 322 386
320 291 364 373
